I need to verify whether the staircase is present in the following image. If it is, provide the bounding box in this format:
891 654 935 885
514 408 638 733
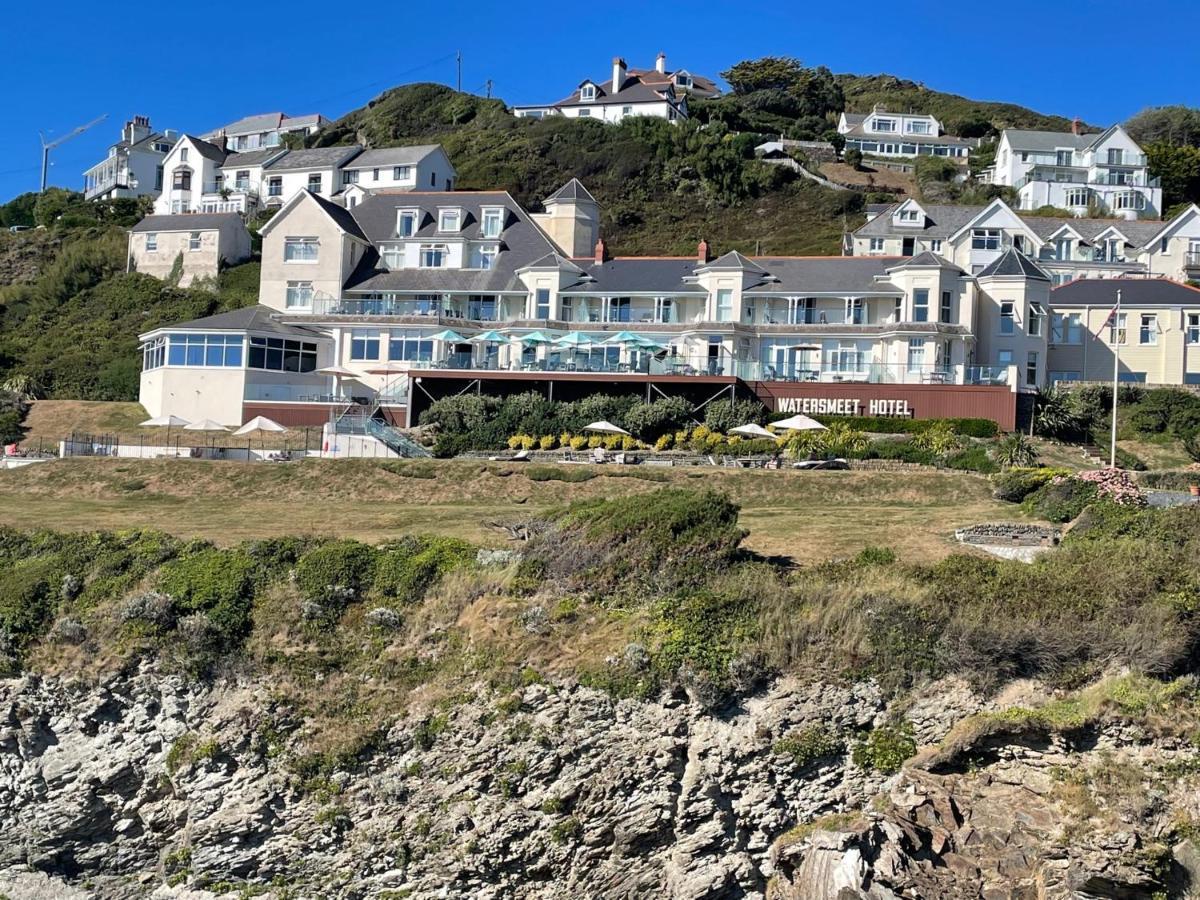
365 417 431 458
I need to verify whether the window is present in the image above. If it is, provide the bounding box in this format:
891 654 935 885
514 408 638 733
1065 188 1089 207
430 172 436 187
481 208 503 238
929 239 942 253
1000 301 1015 334
233 170 249 190
397 210 418 237
1056 150 1072 167
716 289 733 322
1028 302 1044 337
142 336 166 370
393 165 411 180
1140 313 1158 345
382 246 403 269
1025 351 1038 386
997 349 1013 370
145 233 157 252
307 173 322 194
155 165 163 191
1188 313 1200 345
829 341 864 373
1110 312 1127 345
674 74 692 88
1107 148 1124 165
898 209 919 224
940 291 952 323
188 232 201 251
1051 312 1083 343
873 118 896 132
350 330 380 361
578 109 591 118
535 288 551 318
438 209 461 232
913 288 929 322
166 333 243 367
180 147 188 162
622 106 632 116
868 237 885 254
1114 191 1144 211
388 330 433 362
172 169 191 191
605 297 631 322
972 229 1000 250
373 168 379 181
285 281 313 309
268 176 282 197
248 336 317 373
846 298 864 325
580 84 596 101
908 120 930 134
907 338 925 372
419 244 447 268
284 237 319 262
342 169 359 185
478 246 497 270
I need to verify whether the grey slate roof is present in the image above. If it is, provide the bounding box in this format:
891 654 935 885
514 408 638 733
565 258 707 294
341 145 443 168
546 178 596 203
534 71 684 110
307 192 367 241
130 213 245 233
976 249 1051 281
1051 278 1200 307
1002 129 1095 152
265 146 362 171
745 257 905 294
889 252 964 272
186 136 230 164
223 148 286 168
854 202 1163 246
155 305 324 338
342 191 560 294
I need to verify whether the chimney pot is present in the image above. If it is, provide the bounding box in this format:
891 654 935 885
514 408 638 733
697 239 710 263
1071 117 1081 136
594 238 607 264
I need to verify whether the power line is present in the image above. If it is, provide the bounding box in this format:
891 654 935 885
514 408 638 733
300 52 460 112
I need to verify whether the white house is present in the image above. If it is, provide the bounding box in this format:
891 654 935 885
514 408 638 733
204 112 328 152
83 117 178 201
336 145 456 203
837 107 974 159
512 54 718 124
983 124 1163 219
128 213 252 287
852 198 1200 284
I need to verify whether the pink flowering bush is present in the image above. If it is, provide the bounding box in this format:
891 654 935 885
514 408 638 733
1072 468 1147 508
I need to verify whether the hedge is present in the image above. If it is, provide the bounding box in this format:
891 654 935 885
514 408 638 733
766 413 999 438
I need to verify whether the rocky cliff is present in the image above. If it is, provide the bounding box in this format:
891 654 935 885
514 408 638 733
2 665 1196 899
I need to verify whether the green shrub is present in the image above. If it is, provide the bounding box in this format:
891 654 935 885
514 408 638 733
524 465 595 483
766 414 998 438
373 536 474 603
625 396 695 440
703 398 768 434
157 548 256 639
855 546 896 566
773 725 846 767
944 445 998 473
851 723 916 774
991 467 1068 502
990 432 1039 469
294 541 380 609
1022 478 1099 523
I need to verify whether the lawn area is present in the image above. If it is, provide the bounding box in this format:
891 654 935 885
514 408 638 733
0 457 1034 563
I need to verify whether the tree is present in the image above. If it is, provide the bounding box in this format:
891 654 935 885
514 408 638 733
1146 142 1200 209
844 148 864 171
1125 106 1200 148
824 131 846 158
720 57 807 95
33 188 82 227
0 193 37 228
944 111 994 139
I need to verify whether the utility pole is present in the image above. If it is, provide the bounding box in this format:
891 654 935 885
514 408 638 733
486 79 493 99
1109 288 1122 468
39 114 107 192
456 51 462 92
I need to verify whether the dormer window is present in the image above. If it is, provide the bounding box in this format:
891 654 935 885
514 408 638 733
897 209 920 225
396 209 418 237
438 208 461 232
580 83 596 102
674 73 692 89
872 118 896 133
907 120 930 135
481 207 504 239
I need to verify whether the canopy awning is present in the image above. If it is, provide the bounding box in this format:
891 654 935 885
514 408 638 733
730 423 775 439
234 415 288 436
583 420 630 436
771 414 827 432
429 329 467 343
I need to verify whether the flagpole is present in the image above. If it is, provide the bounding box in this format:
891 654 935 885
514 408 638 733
1110 288 1121 468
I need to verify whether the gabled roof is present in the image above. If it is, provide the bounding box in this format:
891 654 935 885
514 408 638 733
1140 204 1200 249
178 135 230 165
700 250 767 272
341 144 447 169
130 213 246 234
1001 129 1095 152
976 249 1051 281
887 251 964 272
212 112 327 137
1051 278 1200 307
856 203 987 239
545 178 596 204
528 70 687 110
520 253 587 273
264 146 363 171
258 190 368 242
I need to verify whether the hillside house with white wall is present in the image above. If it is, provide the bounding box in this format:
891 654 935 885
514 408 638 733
83 117 178 201
984 124 1162 219
512 54 717 124
204 112 328 152
128 213 251 287
337 146 456 202
837 107 973 159
851 198 1200 284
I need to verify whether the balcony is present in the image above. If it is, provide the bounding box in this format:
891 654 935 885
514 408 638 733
1186 253 1200 270
84 166 129 200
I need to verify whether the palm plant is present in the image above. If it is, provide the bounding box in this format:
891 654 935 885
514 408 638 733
990 432 1039 469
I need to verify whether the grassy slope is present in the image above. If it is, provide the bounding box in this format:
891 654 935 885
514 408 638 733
0 457 1028 563
836 74 1096 133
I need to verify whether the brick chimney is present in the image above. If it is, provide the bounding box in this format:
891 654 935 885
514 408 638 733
697 239 710 263
612 57 627 90
123 115 152 145
1071 117 1081 136
594 238 607 264
655 52 667 74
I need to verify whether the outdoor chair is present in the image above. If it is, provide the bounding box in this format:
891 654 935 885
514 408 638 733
592 447 608 464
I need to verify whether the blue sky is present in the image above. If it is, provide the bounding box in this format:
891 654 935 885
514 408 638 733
3 0 1198 202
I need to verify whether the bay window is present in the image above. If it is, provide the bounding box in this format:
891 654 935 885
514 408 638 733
913 289 929 322
248 336 317 373
907 338 925 372
1000 301 1015 334
166 333 243 367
